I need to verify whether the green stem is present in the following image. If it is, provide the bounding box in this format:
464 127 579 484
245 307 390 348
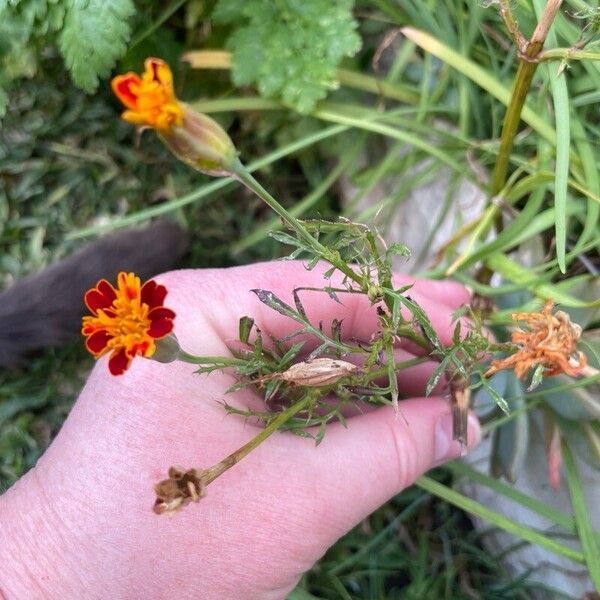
489 60 539 198
480 0 563 282
203 394 313 484
177 350 247 367
230 160 365 288
489 0 563 198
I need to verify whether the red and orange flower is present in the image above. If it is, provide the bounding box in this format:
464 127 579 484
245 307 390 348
112 57 184 133
82 272 175 375
111 57 238 175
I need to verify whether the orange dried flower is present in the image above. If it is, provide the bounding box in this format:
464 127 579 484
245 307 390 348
82 272 175 376
112 57 184 133
111 57 238 175
485 300 587 380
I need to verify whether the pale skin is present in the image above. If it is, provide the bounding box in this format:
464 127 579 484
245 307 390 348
0 261 480 599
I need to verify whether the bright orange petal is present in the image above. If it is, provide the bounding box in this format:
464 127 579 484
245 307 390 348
145 57 173 88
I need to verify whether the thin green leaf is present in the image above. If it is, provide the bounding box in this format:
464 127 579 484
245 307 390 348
562 440 600 591
238 316 254 345
416 476 584 564
533 0 570 273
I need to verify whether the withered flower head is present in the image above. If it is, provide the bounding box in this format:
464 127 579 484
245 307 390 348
153 466 206 515
485 300 587 380
259 358 359 387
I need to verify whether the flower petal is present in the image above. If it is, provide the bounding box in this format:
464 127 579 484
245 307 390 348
148 306 175 321
85 279 117 313
141 280 167 308
145 57 173 87
109 348 131 376
148 316 174 339
118 272 141 301
127 339 154 358
85 330 111 355
111 74 141 110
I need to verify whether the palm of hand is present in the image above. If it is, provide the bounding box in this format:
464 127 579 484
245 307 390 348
2 262 478 600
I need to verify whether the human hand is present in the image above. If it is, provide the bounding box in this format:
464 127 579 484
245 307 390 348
0 261 480 599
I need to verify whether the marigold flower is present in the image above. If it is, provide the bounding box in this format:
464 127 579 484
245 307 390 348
82 272 175 375
485 300 587 381
112 57 184 132
111 57 238 175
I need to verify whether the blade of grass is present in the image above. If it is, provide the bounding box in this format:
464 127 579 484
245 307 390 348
571 116 600 252
67 124 349 239
312 107 464 174
129 0 187 50
532 0 570 273
400 27 556 144
183 50 421 104
562 440 600 591
416 476 585 564
449 460 600 545
486 254 600 308
327 493 429 576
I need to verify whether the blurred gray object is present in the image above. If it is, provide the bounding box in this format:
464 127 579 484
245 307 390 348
0 220 189 367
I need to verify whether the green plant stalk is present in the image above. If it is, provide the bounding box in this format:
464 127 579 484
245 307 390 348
489 60 540 199
203 394 313 485
177 351 247 368
490 0 563 198
230 160 364 287
477 0 563 283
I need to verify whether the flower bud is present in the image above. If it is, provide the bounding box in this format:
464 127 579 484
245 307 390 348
151 333 181 364
261 357 359 387
367 285 384 303
159 104 238 176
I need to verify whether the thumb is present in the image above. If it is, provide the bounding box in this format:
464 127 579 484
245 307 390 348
304 398 480 539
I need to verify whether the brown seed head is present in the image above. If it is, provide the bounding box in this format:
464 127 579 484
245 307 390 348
153 466 206 515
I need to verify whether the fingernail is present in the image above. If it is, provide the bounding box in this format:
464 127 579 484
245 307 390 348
434 412 481 464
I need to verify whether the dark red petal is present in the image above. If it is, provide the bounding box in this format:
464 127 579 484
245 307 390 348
108 348 131 376
86 330 111 354
148 318 174 339
97 279 117 301
141 280 167 308
85 279 116 312
82 323 97 335
148 307 175 321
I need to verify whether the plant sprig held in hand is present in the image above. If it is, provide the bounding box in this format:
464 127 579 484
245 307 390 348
81 57 591 514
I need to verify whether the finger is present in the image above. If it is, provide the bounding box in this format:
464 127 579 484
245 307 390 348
399 276 471 309
286 399 480 543
156 261 471 356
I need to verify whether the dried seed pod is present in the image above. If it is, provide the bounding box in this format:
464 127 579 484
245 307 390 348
153 466 206 515
259 358 359 387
